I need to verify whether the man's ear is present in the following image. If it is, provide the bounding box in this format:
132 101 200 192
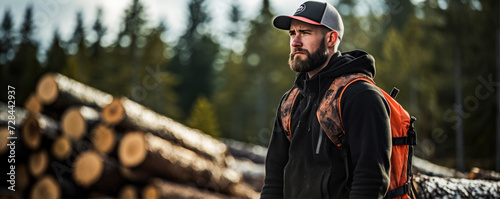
327 31 338 47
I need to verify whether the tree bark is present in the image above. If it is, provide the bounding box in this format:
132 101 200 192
118 132 256 198
141 178 230 199
102 97 229 165
414 173 500 198
35 73 112 120
21 113 59 151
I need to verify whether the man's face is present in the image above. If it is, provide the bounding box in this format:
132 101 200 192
288 20 329 73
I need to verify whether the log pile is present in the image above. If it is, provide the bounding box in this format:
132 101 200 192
0 73 259 199
414 173 500 198
2 72 500 199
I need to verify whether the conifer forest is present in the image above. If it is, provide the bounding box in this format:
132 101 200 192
0 0 499 198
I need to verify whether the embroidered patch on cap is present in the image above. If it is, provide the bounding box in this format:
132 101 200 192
295 3 306 15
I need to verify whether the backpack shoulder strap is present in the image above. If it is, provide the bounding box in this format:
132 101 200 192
317 73 373 149
280 87 300 141
337 77 375 130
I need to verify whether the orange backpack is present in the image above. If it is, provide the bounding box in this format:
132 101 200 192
280 73 417 199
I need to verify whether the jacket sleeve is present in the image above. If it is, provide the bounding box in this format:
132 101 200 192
341 81 391 199
260 101 290 199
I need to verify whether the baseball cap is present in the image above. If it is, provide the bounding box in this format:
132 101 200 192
273 1 344 40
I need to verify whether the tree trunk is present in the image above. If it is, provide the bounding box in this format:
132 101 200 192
90 124 117 155
73 151 123 195
30 175 61 199
102 97 229 165
35 73 112 120
24 93 42 114
21 113 59 151
118 185 138 199
412 156 465 178
60 106 99 140
28 149 49 178
118 132 255 197
51 136 72 162
141 178 230 199
414 173 500 198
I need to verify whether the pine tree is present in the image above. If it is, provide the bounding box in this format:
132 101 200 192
44 30 67 73
239 0 292 144
119 0 147 95
9 5 42 104
168 0 220 119
0 8 15 95
186 95 222 138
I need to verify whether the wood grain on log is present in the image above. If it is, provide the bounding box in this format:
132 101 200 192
119 185 138 199
73 151 123 193
103 97 228 165
0 127 9 154
35 73 112 119
22 115 42 150
61 106 99 140
17 164 30 193
51 136 72 161
28 149 49 178
30 175 60 199
22 113 59 151
118 132 248 196
91 124 116 154
24 94 42 114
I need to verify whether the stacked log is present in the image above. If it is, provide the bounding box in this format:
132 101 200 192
414 173 500 198
0 73 259 199
2 72 500 199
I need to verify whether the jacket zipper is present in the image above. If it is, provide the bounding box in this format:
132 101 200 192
316 128 323 154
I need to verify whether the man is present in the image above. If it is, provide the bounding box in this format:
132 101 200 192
261 1 391 199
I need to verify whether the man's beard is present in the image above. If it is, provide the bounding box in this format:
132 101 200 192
288 38 329 73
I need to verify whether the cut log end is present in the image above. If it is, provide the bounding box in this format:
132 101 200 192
36 73 59 105
141 184 158 199
119 185 138 199
28 150 49 178
51 136 72 161
22 115 42 150
0 127 9 154
101 99 125 125
61 107 86 140
73 151 103 188
30 175 61 199
25 94 43 113
92 124 115 154
17 164 30 193
119 132 147 168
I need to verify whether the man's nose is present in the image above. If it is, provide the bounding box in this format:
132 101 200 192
291 36 302 48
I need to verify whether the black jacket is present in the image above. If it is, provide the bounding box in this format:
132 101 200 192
261 50 391 199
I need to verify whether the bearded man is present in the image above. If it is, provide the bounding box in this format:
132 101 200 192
261 1 392 199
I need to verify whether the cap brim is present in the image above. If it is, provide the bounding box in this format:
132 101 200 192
273 15 323 30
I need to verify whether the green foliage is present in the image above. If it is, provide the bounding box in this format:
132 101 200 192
186 95 222 137
168 0 220 118
0 0 498 170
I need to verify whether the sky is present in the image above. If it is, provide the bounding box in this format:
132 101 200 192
0 0 317 52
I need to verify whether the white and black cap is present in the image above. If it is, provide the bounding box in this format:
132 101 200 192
273 1 344 40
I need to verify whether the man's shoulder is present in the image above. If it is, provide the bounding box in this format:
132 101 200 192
340 80 386 104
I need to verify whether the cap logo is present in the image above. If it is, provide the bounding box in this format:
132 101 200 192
295 4 306 15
